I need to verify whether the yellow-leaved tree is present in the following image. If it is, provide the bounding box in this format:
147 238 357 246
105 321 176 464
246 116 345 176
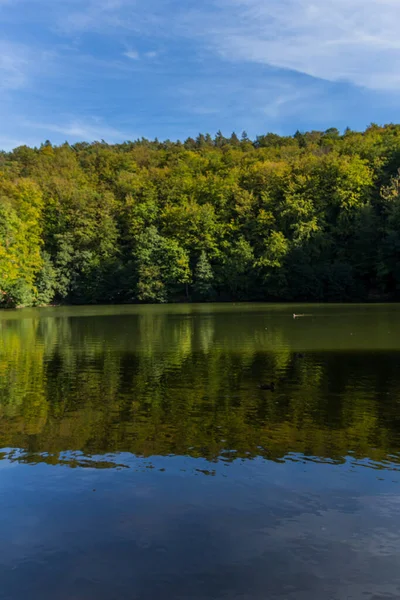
0 177 44 307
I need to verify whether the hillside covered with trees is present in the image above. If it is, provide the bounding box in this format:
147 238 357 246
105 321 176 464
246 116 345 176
1 124 400 307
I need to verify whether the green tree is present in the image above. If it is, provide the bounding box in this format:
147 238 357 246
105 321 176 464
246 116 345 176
2 124 400 306
194 251 214 300
134 226 191 302
0 179 44 306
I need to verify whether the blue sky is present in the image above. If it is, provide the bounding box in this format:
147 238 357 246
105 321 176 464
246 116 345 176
1 0 400 150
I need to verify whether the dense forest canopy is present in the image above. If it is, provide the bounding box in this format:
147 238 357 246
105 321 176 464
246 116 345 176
1 124 400 307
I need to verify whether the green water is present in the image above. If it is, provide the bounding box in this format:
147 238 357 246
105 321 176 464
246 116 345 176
1 304 400 599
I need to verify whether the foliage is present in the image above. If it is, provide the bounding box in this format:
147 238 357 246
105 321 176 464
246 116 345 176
194 251 214 300
2 125 400 305
0 179 43 307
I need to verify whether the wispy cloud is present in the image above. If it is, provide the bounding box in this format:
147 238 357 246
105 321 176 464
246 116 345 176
60 0 128 34
45 0 400 91
123 49 158 60
124 50 139 60
25 118 131 143
177 72 333 133
0 0 400 151
0 42 31 90
202 0 400 91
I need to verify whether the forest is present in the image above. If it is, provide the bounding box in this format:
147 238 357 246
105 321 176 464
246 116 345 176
1 124 400 307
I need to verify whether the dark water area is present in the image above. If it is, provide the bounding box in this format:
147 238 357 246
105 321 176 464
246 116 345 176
1 303 400 599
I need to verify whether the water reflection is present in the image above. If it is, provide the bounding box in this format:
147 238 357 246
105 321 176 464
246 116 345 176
2 305 400 600
1 305 400 467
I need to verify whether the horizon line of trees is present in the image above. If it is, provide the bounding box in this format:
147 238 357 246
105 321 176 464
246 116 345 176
2 123 400 307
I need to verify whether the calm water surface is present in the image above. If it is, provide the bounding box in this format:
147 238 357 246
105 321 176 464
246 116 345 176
1 303 400 599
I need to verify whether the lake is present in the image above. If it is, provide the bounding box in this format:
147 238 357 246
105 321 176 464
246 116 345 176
1 303 400 600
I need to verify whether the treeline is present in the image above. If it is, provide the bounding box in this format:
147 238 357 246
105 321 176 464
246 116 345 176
1 124 400 307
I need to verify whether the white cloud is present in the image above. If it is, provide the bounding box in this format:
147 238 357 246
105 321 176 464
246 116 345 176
124 50 139 60
0 42 30 90
0 0 399 150
262 88 316 120
123 49 158 60
204 0 400 91
177 74 332 132
25 118 131 143
0 39 55 97
45 0 400 91
61 0 128 33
